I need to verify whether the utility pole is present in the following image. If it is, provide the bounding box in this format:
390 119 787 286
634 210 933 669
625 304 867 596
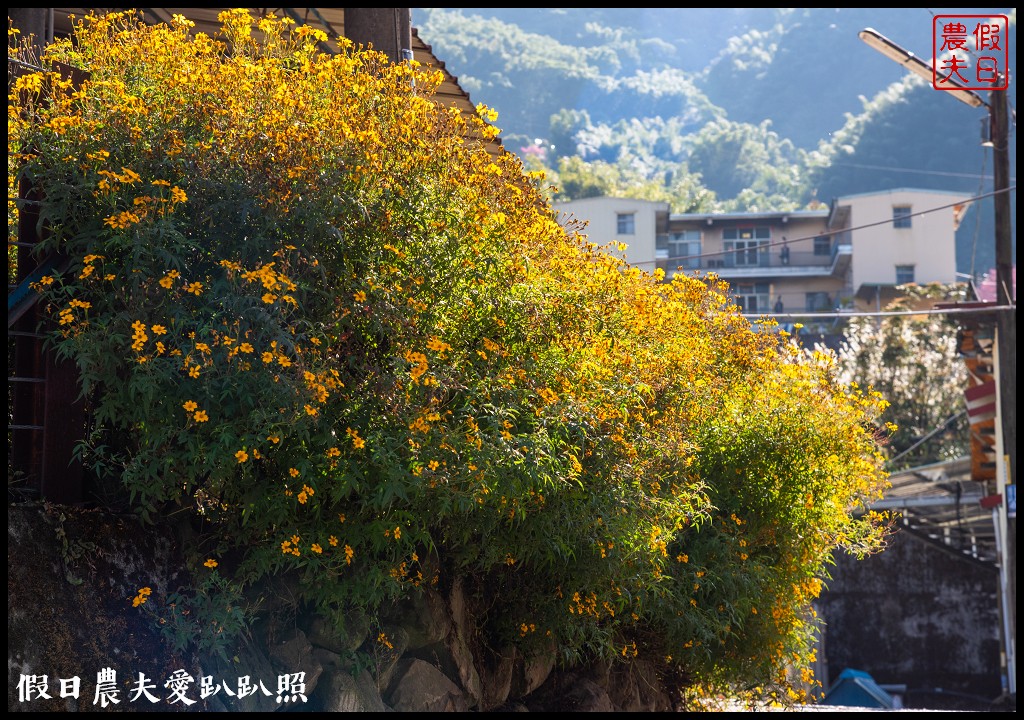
859 26 1015 697
989 71 1015 696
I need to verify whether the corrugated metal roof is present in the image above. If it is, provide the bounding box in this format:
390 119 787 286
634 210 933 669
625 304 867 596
873 456 999 567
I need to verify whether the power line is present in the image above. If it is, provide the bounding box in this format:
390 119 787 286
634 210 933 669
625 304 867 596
885 409 967 468
742 303 1015 321
829 161 1014 183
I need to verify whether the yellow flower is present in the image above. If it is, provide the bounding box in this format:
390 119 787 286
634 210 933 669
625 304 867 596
311 543 322 554
204 558 218 568
328 535 339 547
353 290 366 302
151 324 167 335
426 336 451 354
235 449 249 463
289 467 300 478
194 410 209 423
344 545 354 564
183 400 198 412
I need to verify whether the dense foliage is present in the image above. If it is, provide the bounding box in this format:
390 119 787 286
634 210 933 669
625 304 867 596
830 284 971 471
9 10 894 705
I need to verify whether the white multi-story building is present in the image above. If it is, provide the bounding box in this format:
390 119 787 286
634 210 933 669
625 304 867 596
555 188 973 315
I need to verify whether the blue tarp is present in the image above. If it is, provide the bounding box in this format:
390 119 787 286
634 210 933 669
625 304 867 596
821 668 895 709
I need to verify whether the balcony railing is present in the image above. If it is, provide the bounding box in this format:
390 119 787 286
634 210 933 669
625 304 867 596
656 244 849 274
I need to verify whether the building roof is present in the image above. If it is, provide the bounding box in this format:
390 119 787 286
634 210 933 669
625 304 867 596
871 456 998 568
668 209 829 223
835 187 975 201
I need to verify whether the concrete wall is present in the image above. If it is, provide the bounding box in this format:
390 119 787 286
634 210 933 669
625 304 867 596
815 527 1003 709
844 189 964 289
554 197 668 270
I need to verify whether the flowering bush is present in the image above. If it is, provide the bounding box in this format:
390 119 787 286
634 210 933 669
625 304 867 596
9 10 892 705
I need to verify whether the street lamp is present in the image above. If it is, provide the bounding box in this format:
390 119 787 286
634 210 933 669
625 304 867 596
859 28 987 108
860 26 1016 697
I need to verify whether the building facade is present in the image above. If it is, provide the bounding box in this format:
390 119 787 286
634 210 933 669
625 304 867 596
555 188 972 317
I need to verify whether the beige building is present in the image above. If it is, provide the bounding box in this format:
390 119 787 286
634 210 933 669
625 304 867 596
555 188 972 317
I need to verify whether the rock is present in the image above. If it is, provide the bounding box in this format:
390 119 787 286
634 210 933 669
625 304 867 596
267 628 322 701
384 658 469 712
477 644 517 711
511 643 557 699
306 612 370 655
383 587 452 650
201 634 281 713
366 624 409 692
315 667 390 712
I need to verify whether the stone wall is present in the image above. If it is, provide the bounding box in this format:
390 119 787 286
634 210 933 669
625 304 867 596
815 527 1004 710
8 502 675 712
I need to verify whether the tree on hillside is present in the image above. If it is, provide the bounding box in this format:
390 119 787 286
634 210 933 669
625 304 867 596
811 72 1016 278
550 155 717 213
10 10 892 707
686 117 810 209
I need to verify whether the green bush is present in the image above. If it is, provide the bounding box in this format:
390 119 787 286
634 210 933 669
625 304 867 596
9 10 893 705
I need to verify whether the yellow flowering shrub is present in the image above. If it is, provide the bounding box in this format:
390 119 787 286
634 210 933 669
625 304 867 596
9 10 892 704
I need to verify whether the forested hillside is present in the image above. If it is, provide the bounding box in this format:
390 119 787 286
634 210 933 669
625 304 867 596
413 7 1016 278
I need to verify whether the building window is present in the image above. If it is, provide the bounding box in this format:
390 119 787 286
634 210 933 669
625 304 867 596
668 230 701 269
617 212 635 235
805 291 833 312
813 235 831 256
723 226 770 267
893 206 912 228
895 264 915 284
734 283 771 313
